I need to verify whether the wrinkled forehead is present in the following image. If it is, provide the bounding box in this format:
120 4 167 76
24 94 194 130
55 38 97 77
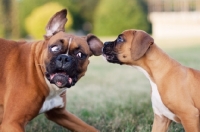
47 31 90 53
47 32 83 43
113 30 136 43
121 29 136 37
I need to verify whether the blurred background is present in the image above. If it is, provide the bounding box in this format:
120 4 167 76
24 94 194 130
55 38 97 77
0 0 150 39
1 0 199 42
1 0 200 131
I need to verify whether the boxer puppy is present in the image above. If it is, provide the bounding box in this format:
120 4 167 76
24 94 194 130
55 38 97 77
102 29 200 132
0 9 102 132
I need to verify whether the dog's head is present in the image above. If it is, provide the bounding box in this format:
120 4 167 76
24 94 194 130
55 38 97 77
102 29 154 65
42 9 103 88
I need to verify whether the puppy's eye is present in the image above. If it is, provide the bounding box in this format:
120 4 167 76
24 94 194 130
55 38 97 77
50 45 61 53
117 36 124 43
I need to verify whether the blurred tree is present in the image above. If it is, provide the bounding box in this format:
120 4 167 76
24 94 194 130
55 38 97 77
25 2 73 39
0 0 5 37
60 0 100 33
10 0 19 38
0 0 11 38
0 0 19 38
18 0 100 37
93 0 151 36
18 0 51 37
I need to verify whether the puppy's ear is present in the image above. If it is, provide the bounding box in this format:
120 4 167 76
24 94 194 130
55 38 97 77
131 30 154 60
86 34 103 56
44 9 67 39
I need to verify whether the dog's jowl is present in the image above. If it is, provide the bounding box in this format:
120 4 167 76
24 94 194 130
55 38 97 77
0 9 102 132
103 29 200 132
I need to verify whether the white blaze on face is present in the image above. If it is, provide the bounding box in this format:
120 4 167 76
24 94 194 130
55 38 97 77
66 38 72 55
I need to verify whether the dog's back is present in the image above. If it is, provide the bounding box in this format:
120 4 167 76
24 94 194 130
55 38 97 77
0 38 29 104
0 38 19 123
0 38 27 79
0 38 27 61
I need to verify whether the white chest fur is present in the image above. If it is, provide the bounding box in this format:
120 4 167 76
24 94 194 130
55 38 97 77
133 66 177 122
39 78 67 114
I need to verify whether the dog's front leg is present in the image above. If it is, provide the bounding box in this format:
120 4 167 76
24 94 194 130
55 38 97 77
45 94 98 132
151 114 171 132
0 90 44 132
45 108 98 132
178 107 200 132
1 122 25 132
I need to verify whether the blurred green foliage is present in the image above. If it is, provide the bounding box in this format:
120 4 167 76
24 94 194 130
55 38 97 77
93 0 151 36
0 1 4 37
0 0 19 38
0 0 151 38
60 0 100 32
18 0 64 38
18 0 100 38
25 2 73 39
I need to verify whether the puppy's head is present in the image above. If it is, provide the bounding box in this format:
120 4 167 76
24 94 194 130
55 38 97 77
42 9 103 88
102 29 154 65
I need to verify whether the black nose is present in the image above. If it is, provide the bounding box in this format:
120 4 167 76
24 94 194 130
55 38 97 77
103 41 113 54
57 54 69 63
104 42 110 46
56 55 71 69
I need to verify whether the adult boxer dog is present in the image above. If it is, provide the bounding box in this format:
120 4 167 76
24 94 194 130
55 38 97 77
0 9 102 132
102 29 200 132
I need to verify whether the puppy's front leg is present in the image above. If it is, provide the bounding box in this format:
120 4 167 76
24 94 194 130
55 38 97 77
151 114 171 132
177 107 200 132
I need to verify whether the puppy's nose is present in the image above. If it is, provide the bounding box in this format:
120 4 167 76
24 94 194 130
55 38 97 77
104 42 110 46
103 41 113 54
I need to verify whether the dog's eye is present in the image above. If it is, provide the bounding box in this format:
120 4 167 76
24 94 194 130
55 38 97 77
76 52 87 59
50 45 61 53
77 52 82 58
117 36 124 43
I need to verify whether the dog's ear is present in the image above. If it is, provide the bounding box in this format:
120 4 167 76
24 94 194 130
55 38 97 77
86 34 103 56
131 30 154 60
44 9 67 39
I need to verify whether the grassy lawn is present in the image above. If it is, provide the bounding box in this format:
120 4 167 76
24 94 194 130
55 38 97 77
26 41 200 132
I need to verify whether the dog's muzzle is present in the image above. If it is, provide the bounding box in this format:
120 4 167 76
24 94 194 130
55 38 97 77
102 41 121 64
45 54 78 88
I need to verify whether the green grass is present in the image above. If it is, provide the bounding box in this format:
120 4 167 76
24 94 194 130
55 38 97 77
26 43 200 132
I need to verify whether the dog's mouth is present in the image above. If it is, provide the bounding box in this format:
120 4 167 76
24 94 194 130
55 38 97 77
103 54 122 64
103 53 115 61
102 42 122 64
102 49 122 64
45 72 77 88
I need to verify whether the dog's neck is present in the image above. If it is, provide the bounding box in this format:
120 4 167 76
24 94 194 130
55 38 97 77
27 40 50 96
133 44 181 82
29 40 47 72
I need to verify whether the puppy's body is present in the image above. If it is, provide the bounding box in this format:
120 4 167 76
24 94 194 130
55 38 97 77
0 9 102 132
103 29 200 132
